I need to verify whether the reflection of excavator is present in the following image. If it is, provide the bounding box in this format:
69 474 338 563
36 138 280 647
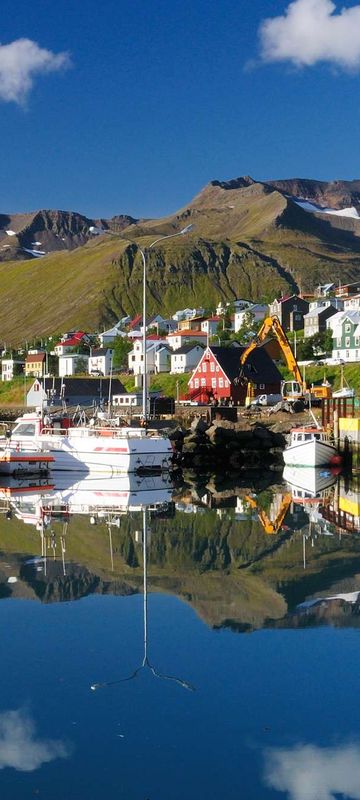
239 315 331 409
245 492 292 534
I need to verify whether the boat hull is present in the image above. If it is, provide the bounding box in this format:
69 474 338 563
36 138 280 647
10 428 173 474
0 451 53 475
283 439 337 467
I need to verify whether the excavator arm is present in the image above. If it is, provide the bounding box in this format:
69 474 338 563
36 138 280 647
245 492 292 534
239 315 305 390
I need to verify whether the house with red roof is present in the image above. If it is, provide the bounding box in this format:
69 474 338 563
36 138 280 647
54 331 89 356
166 329 208 350
188 345 282 404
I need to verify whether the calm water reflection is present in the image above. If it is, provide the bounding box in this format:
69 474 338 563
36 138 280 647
0 468 359 799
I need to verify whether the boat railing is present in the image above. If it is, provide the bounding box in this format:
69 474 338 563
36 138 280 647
40 424 165 439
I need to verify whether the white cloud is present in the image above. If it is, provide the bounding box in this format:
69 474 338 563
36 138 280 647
259 0 360 70
0 708 70 772
264 742 360 800
0 38 71 105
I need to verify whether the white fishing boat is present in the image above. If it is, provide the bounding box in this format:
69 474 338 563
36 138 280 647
0 445 53 476
7 410 173 474
283 426 339 467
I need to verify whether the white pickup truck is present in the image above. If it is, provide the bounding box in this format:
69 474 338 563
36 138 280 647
250 393 283 407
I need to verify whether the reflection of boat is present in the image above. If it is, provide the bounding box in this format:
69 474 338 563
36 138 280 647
283 427 338 467
7 472 174 530
8 410 173 474
283 465 337 502
0 447 53 475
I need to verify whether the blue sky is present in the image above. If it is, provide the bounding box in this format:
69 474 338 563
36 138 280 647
2 0 360 218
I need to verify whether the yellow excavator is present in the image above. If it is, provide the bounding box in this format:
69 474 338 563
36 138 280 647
244 492 292 534
239 315 331 409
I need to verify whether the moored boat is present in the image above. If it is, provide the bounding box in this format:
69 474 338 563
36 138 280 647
7 411 173 474
283 426 339 467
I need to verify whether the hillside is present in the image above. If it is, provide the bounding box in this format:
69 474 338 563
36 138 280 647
2 175 360 343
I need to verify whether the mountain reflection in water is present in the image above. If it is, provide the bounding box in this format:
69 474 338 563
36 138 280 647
0 467 359 631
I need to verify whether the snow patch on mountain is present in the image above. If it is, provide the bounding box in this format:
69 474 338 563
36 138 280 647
22 248 46 257
292 198 360 219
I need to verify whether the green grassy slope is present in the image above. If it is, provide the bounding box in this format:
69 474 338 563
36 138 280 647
2 179 360 345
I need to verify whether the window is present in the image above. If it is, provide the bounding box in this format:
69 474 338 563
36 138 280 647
346 351 350 359
337 337 342 347
12 423 36 437
219 378 224 388
293 304 298 311
345 337 350 348
210 362 215 372
194 379 199 388
355 337 360 346
211 378 216 388
202 363 207 372
201 378 206 387
259 383 265 390
345 324 351 333
225 381 229 388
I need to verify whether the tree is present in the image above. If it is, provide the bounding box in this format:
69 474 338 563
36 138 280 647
74 357 88 375
112 336 132 370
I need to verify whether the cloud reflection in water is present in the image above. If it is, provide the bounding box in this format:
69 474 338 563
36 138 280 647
0 709 71 772
264 742 360 800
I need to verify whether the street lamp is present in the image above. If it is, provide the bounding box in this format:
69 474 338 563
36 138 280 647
122 224 194 424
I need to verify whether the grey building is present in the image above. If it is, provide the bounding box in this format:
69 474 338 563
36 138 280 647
269 295 309 331
303 305 338 338
27 377 126 409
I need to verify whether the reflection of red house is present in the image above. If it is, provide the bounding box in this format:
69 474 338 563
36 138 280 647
188 345 282 404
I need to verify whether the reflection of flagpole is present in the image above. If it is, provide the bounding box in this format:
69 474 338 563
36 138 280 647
91 506 195 692
143 507 148 664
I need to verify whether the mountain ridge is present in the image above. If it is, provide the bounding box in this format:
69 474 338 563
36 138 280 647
2 174 360 343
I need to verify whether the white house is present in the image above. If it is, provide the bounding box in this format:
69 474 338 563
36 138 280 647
344 294 360 311
58 354 89 377
216 298 252 316
201 317 221 336
234 304 268 333
308 298 344 312
1 358 24 382
166 329 208 351
172 307 205 322
53 331 88 356
170 344 205 374
88 348 113 376
98 324 127 347
128 337 170 374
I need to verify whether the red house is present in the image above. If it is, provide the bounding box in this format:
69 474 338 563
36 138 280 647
188 345 282 404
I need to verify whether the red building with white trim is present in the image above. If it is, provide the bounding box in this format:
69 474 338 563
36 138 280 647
188 345 282 404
